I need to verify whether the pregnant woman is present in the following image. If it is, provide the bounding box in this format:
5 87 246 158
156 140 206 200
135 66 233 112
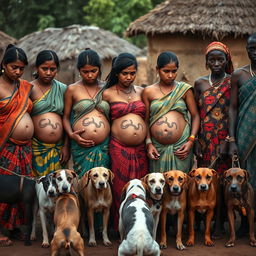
103 53 148 230
142 51 199 173
63 49 110 177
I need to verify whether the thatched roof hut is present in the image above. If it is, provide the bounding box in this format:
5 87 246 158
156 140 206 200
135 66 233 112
17 24 142 84
126 0 256 84
0 31 16 60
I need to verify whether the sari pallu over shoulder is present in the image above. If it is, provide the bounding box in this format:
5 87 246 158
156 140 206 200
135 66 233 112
0 79 33 151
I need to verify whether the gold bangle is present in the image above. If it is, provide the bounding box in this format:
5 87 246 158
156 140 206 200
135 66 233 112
188 135 196 142
146 138 152 145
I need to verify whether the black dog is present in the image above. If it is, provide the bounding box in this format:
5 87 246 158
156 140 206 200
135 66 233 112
0 174 36 246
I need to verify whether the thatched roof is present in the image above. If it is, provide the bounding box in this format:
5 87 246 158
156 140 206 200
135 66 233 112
126 0 256 39
17 24 141 64
0 31 16 49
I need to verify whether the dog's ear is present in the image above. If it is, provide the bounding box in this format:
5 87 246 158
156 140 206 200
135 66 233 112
108 169 115 184
188 169 196 177
71 170 78 179
120 183 129 203
243 169 249 181
140 174 149 184
52 170 59 178
141 180 149 192
183 173 191 189
37 175 46 184
82 170 91 187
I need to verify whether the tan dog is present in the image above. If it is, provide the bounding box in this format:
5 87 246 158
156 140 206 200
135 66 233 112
224 168 256 247
186 168 218 247
141 172 165 240
79 167 114 247
160 170 189 250
51 171 84 256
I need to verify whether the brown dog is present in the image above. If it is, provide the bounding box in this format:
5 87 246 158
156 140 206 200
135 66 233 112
51 193 84 256
79 167 114 247
186 168 218 247
224 168 256 247
160 170 189 250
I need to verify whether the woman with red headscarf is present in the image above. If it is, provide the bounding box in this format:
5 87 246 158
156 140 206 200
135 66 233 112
194 42 234 173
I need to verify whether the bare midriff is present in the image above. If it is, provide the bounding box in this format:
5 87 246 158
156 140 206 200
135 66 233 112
73 109 110 145
32 112 63 144
112 113 147 146
11 112 34 141
151 110 186 145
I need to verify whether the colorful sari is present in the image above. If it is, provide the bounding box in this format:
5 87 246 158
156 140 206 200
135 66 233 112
236 76 256 190
0 79 33 229
70 88 110 177
31 80 67 176
197 77 231 173
110 100 148 230
150 82 193 173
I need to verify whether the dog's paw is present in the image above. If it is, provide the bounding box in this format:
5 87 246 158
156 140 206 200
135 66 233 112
250 239 256 247
225 240 234 247
103 240 112 247
88 240 97 247
41 242 50 248
159 242 167 249
30 235 36 241
205 239 214 247
186 239 194 247
176 243 186 250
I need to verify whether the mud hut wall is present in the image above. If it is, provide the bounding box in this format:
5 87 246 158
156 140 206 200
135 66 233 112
147 34 248 85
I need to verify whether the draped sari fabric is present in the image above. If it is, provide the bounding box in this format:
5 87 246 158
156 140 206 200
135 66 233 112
149 82 193 173
197 77 231 173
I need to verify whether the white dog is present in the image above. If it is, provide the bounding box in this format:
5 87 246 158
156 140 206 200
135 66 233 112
118 179 160 256
141 173 165 240
30 174 57 247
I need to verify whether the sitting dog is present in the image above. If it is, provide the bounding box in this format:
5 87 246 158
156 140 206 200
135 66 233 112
30 173 57 247
79 167 114 247
51 169 84 256
141 172 165 240
0 174 36 246
186 168 218 247
160 170 189 250
223 168 256 247
118 179 161 256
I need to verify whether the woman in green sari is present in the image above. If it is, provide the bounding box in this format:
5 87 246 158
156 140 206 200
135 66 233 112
142 51 199 173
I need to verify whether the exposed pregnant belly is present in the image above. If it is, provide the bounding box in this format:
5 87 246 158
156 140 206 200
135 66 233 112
112 113 147 146
73 109 110 145
151 111 186 145
33 112 63 144
11 112 34 141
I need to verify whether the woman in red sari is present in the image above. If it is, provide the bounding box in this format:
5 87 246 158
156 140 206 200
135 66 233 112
0 45 34 246
194 42 234 173
103 53 148 231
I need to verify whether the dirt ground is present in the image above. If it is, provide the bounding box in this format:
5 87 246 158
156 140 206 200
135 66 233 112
1 226 256 256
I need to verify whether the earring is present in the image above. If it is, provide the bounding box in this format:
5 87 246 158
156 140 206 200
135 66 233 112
1 69 4 74
156 73 159 78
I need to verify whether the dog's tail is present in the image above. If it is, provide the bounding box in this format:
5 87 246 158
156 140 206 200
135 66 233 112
136 232 144 256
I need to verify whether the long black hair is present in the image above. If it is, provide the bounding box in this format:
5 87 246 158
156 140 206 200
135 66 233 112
0 44 28 76
157 51 179 69
105 53 138 88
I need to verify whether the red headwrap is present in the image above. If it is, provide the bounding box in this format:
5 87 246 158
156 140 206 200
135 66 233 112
206 41 234 74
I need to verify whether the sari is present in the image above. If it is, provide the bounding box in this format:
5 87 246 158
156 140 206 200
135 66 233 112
70 87 110 178
236 76 256 190
150 82 193 173
110 100 148 230
0 79 33 229
197 76 231 173
31 80 67 176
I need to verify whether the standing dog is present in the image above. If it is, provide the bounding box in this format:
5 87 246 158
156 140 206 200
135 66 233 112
118 179 161 256
50 169 84 256
186 168 218 247
30 174 57 247
160 170 189 250
79 167 114 247
141 172 165 240
224 168 256 247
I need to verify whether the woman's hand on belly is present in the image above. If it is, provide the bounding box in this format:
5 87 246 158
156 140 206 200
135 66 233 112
174 141 193 160
70 129 95 147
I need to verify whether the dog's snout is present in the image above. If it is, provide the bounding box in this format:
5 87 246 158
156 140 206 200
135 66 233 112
155 187 161 194
200 184 207 190
62 185 68 192
99 181 105 188
231 184 237 192
173 185 179 191
48 190 54 196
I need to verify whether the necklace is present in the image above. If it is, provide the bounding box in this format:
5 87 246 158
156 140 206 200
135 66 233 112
83 84 98 99
116 85 136 101
37 82 51 95
159 83 175 95
249 64 256 77
209 73 227 86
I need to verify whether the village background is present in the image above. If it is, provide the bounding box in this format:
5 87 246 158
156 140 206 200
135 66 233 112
0 0 256 255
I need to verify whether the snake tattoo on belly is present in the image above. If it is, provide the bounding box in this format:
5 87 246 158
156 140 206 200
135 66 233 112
39 118 61 130
82 117 105 128
155 117 178 129
121 119 143 130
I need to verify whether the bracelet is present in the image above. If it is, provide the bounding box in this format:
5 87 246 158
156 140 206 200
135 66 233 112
225 136 236 142
188 135 196 142
146 138 152 145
